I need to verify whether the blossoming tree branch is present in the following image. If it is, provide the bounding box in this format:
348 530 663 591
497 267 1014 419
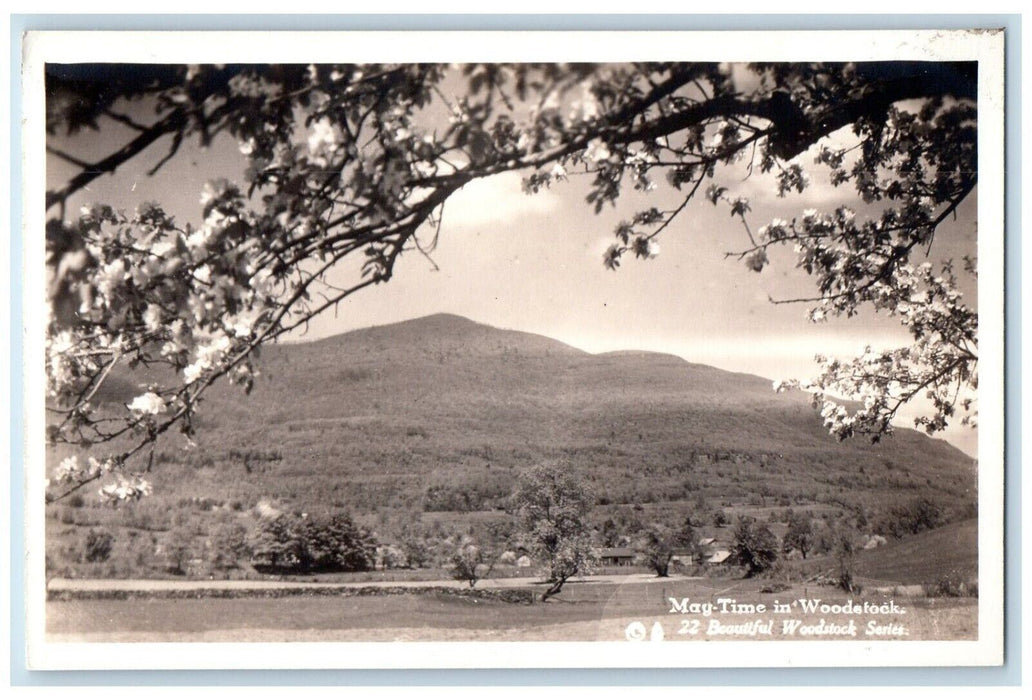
44 62 978 502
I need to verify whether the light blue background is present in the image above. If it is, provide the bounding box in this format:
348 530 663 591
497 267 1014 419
8 13 1022 686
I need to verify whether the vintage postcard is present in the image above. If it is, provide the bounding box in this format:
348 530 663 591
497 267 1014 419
21 28 1005 669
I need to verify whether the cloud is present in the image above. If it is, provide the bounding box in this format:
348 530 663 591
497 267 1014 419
717 125 865 209
441 172 561 229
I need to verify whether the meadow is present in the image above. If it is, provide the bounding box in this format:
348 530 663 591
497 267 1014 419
46 575 977 643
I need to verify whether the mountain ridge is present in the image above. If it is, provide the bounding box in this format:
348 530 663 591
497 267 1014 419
149 313 975 517
47 313 978 581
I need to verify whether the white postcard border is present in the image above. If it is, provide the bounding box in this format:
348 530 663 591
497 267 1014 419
21 27 1007 670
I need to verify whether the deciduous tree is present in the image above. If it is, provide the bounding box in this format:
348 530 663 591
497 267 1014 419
43 62 980 501
639 516 700 577
449 539 495 588
729 516 779 577
511 464 595 600
783 512 816 560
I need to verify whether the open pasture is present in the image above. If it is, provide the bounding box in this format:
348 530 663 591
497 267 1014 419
47 576 976 643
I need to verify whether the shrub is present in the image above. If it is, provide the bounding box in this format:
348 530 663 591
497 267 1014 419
82 529 114 563
924 574 978 598
882 498 944 538
163 527 195 574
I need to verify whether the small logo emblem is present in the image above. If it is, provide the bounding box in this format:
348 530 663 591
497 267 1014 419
625 621 647 641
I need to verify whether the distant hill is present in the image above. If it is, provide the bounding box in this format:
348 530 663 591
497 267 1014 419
82 312 975 526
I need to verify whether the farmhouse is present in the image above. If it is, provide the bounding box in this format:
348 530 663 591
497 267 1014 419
598 547 637 566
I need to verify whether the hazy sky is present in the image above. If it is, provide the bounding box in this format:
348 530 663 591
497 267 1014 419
45 65 979 455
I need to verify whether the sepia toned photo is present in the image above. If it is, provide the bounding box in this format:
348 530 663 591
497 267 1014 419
23 28 1005 669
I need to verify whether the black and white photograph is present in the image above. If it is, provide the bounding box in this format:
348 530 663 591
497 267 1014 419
22 28 1005 669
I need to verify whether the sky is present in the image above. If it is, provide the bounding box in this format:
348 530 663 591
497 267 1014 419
45 65 980 456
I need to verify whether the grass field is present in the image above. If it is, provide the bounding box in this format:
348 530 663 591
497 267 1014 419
854 519 978 585
47 576 977 643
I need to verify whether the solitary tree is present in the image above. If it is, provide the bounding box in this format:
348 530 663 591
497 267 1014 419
639 516 700 577
511 464 595 600
828 520 864 593
208 520 251 571
599 518 621 548
163 526 194 575
43 61 980 502
783 512 816 560
448 539 495 589
729 516 780 577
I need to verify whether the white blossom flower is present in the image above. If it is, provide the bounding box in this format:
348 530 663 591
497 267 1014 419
199 180 230 208
183 334 233 383
570 88 600 122
251 268 278 300
142 305 163 332
96 259 127 300
185 224 218 254
307 117 341 156
54 456 80 483
226 309 261 338
98 475 153 503
128 391 166 415
583 138 611 164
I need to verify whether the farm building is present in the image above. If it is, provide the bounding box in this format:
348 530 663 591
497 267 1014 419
598 547 637 566
669 549 695 566
705 549 732 565
864 534 888 550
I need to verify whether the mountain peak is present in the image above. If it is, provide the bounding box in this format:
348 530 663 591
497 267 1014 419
288 312 584 359
384 313 482 331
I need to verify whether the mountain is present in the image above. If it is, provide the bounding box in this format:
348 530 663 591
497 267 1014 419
121 313 975 527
